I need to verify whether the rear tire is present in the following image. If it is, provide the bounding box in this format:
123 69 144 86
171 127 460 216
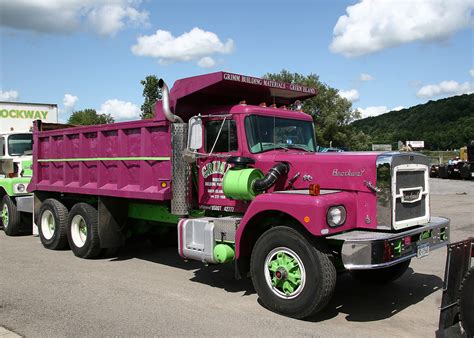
67 203 101 259
250 226 336 319
350 259 411 284
38 199 69 250
1 195 21 236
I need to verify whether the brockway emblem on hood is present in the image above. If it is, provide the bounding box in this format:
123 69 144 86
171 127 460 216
332 168 366 177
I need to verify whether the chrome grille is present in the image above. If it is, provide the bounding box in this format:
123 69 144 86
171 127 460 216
395 196 427 222
395 171 425 193
376 153 430 230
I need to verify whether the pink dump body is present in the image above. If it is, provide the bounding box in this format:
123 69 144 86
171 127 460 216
29 71 317 202
28 119 173 201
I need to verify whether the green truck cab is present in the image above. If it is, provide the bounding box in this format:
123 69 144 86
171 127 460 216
0 132 34 235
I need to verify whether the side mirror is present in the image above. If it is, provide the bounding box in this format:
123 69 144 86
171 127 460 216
187 116 203 151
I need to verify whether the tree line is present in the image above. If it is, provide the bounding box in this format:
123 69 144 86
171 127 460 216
351 94 474 150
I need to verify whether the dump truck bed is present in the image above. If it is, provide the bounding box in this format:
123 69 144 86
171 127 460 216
28 119 172 201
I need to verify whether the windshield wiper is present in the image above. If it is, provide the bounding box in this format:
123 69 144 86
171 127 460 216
259 144 311 153
282 144 311 152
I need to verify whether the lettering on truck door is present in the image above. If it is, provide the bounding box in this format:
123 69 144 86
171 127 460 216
197 118 240 212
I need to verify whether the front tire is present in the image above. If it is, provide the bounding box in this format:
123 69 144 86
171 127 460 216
38 199 69 250
350 259 411 284
67 203 101 259
250 226 336 319
1 195 21 236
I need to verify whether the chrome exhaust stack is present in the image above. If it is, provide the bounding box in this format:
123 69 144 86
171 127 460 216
158 79 183 123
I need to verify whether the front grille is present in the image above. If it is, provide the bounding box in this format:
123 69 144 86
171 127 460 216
395 196 427 222
392 165 429 229
376 153 430 230
395 171 425 194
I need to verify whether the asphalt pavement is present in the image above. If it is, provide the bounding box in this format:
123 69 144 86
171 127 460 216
0 178 472 337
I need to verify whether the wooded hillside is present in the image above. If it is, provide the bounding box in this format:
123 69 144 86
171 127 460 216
351 94 474 150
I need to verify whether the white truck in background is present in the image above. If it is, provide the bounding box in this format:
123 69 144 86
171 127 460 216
0 101 58 235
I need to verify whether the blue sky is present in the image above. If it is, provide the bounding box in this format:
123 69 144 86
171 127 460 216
0 0 472 121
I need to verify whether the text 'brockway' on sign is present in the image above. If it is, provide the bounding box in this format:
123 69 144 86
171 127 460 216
223 72 316 95
0 109 49 120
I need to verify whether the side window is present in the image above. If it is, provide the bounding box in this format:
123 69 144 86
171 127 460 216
205 120 238 153
0 137 5 156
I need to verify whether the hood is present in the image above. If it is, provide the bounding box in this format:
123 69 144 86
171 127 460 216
254 151 380 193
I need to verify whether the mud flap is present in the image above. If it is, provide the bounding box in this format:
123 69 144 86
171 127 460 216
98 196 126 248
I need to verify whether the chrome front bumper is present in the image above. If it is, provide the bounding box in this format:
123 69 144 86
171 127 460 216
327 217 450 270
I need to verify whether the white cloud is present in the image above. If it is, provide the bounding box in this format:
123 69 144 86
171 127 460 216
63 94 78 110
339 89 360 102
416 80 473 99
356 105 410 118
330 0 473 57
131 27 234 67
470 69 474 77
357 106 388 119
98 99 140 121
87 4 148 36
0 0 149 36
392 106 405 111
359 73 374 81
197 56 217 68
0 90 19 102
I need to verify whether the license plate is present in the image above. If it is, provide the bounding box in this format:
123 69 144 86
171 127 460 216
417 243 430 258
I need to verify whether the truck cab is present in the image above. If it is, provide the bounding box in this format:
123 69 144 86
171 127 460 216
157 72 449 317
0 131 33 235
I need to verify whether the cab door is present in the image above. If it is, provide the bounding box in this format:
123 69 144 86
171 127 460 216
197 118 241 212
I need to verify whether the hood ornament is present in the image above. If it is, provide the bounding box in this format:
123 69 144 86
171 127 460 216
303 174 313 182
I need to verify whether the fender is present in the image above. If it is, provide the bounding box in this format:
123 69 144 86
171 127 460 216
235 190 358 259
0 177 31 196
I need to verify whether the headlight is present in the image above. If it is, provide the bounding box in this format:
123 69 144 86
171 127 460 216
14 183 26 193
327 205 346 227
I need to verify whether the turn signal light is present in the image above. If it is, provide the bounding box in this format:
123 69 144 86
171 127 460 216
309 184 320 196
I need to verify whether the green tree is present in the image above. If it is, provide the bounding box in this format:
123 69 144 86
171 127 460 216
264 70 370 150
140 75 162 119
67 109 114 125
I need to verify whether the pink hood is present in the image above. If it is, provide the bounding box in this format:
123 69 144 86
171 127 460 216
253 151 380 193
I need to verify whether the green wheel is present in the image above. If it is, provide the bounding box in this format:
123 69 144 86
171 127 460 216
250 226 336 319
264 247 305 299
1 195 21 236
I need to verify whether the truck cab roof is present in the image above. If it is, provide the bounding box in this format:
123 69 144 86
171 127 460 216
155 71 317 122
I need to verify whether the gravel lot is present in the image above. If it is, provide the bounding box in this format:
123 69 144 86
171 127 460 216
0 178 472 337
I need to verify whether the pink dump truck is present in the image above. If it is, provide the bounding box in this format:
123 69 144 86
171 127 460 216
29 72 449 318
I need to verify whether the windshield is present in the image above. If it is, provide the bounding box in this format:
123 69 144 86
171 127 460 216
245 115 316 154
8 134 33 156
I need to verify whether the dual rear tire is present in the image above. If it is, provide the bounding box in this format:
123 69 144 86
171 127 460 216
66 203 101 259
38 200 101 259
